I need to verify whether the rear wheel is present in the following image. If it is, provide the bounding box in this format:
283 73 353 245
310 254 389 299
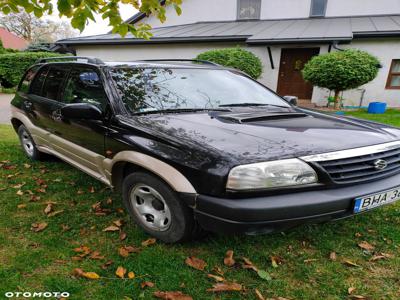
17 125 43 161
122 172 200 243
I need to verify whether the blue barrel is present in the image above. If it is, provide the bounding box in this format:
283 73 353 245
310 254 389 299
368 102 387 114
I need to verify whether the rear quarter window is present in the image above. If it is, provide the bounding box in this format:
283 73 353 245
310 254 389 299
18 65 41 93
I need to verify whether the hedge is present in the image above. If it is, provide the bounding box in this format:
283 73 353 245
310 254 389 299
0 52 62 87
196 48 263 79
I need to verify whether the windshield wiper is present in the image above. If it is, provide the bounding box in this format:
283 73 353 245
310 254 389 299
132 108 230 115
219 103 288 108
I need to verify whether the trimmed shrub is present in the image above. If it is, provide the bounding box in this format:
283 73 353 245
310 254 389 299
196 47 263 79
302 49 380 108
0 52 62 87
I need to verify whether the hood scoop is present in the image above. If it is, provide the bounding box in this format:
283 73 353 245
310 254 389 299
219 112 309 123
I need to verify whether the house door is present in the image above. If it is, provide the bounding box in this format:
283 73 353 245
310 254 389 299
277 48 320 99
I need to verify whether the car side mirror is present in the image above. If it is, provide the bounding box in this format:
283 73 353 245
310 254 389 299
61 103 102 120
283 96 298 106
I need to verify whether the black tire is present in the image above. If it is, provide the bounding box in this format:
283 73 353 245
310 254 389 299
122 172 200 243
17 125 43 161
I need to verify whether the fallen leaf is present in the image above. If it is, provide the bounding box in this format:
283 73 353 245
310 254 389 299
349 296 367 300
207 282 243 292
343 259 360 267
44 203 53 215
102 225 120 232
270 255 283 268
329 252 337 261
30 195 40 202
17 204 26 209
128 271 135 279
72 268 84 277
257 269 272 281
47 210 64 217
82 272 100 280
119 246 130 258
106 197 113 204
223 250 235 267
212 266 224 276
355 232 363 238
141 238 156 247
24 163 31 169
242 257 258 272
358 241 375 251
101 260 113 270
185 256 207 271
16 190 24 196
348 287 356 294
115 266 126 278
89 186 95 193
61 224 70 232
12 183 25 189
89 251 105 260
255 289 266 300
119 231 127 241
303 259 318 263
124 245 141 253
141 281 155 289
77 189 84 195
113 219 124 227
31 222 48 232
207 274 225 282
153 291 193 300
369 252 393 261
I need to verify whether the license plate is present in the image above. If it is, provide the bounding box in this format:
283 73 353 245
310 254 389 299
354 187 400 213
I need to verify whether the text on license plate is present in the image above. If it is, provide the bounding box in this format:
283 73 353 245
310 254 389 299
354 187 400 213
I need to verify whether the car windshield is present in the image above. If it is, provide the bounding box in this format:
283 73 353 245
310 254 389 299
109 67 290 114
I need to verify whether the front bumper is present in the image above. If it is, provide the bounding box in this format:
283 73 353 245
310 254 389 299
193 173 400 235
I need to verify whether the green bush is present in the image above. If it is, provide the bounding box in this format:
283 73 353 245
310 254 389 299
0 52 62 87
196 47 263 79
302 49 380 108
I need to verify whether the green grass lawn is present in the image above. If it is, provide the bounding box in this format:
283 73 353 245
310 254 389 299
1 111 400 300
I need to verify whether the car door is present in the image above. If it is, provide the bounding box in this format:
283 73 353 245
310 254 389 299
49 66 110 176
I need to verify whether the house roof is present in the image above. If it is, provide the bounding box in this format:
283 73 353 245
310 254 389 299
0 28 28 50
56 15 400 46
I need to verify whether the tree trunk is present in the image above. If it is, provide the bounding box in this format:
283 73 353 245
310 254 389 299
333 90 341 110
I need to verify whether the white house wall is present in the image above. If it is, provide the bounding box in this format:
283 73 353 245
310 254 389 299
75 38 400 107
139 0 400 29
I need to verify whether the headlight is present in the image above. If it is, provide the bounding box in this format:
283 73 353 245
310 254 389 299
226 158 317 190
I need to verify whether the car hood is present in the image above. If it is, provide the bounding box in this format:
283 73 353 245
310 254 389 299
123 107 400 165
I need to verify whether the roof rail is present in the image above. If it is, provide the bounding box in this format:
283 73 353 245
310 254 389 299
139 59 221 66
35 56 104 65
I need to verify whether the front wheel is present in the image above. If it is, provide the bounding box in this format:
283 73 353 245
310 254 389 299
122 172 200 243
17 125 43 161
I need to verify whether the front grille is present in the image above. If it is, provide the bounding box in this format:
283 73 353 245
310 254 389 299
316 146 400 184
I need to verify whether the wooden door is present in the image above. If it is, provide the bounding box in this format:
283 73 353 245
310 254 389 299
277 48 320 99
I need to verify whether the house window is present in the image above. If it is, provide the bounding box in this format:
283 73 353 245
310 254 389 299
310 0 327 17
237 0 261 20
386 60 400 89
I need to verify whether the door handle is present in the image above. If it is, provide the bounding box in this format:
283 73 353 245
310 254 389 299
24 101 33 110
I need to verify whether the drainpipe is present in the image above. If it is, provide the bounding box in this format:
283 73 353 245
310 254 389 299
331 41 345 51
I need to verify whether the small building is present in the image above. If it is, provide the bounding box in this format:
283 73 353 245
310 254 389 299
55 0 400 107
0 28 28 50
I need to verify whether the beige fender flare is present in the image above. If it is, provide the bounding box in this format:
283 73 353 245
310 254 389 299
104 151 197 194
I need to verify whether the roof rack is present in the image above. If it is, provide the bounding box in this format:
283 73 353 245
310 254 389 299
35 56 104 65
139 59 221 66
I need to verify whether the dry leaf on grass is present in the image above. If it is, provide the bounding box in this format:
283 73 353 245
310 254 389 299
348 287 356 294
343 259 360 267
16 190 24 196
115 266 127 278
103 225 120 232
358 241 375 251
207 282 243 292
153 291 193 300
270 256 283 268
141 238 156 247
255 289 266 300
72 268 100 280
47 210 64 217
17 204 26 209
113 219 124 227
369 252 393 261
119 231 127 241
185 256 207 271
303 259 318 264
242 257 258 272
44 203 53 215
207 274 225 282
31 222 48 232
89 251 105 260
329 252 337 261
89 186 95 193
101 260 113 270
349 296 368 300
141 281 155 289
212 266 224 276
119 247 130 258
128 271 135 279
224 250 235 266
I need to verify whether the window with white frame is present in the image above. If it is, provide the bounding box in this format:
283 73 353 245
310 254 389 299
237 0 261 20
310 0 327 17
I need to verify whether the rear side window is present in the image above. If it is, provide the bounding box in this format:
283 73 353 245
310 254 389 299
18 65 41 93
42 67 70 100
30 66 49 96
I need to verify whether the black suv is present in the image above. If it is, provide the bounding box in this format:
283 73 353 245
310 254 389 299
11 56 400 243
